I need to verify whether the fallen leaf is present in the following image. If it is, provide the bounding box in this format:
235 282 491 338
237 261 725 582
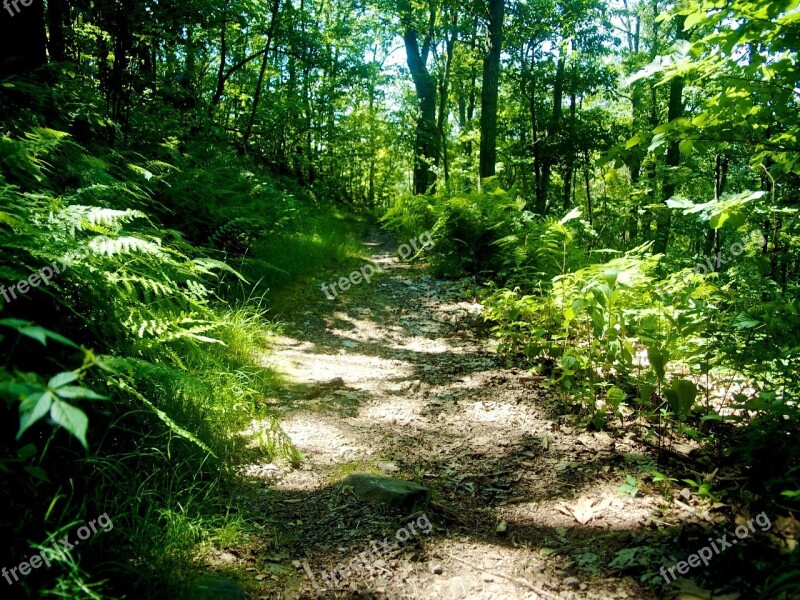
559 497 611 525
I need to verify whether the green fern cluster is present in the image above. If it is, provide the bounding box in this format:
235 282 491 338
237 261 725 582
382 186 527 277
0 128 290 461
209 217 265 256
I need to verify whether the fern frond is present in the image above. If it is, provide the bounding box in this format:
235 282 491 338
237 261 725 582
88 235 165 257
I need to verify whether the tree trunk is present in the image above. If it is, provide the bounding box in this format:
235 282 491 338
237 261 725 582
703 155 729 254
653 15 688 255
108 0 135 128
0 0 48 78
437 13 457 185
243 0 281 151
584 149 593 225
47 0 66 62
210 19 228 110
479 0 504 179
524 47 545 213
399 0 440 194
563 63 577 209
539 49 566 210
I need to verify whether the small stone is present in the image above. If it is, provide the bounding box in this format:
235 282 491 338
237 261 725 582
563 576 580 589
580 583 588 591
431 564 444 574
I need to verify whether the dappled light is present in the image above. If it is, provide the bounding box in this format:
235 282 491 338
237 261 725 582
1 0 798 597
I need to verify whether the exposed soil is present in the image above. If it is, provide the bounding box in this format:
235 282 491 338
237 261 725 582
210 232 780 600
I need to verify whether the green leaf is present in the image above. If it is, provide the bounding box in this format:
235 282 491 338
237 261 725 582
667 379 697 418
684 11 706 30
55 386 107 400
665 196 695 210
17 443 38 459
14 325 49 345
647 347 668 382
603 267 620 286
24 465 49 482
625 134 642 149
609 547 639 569
733 313 760 330
0 320 79 348
48 372 79 389
607 386 626 411
49 400 89 449
638 383 655 405
17 392 55 439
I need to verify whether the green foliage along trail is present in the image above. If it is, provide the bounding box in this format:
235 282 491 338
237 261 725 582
0 0 799 597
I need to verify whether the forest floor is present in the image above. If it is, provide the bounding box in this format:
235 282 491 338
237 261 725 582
214 231 755 600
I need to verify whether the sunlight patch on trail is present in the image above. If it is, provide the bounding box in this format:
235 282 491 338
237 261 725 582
266 334 414 389
360 396 429 425
500 482 659 531
281 416 372 465
468 400 516 423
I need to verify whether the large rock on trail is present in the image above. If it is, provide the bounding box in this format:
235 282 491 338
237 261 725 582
182 575 247 600
342 473 430 511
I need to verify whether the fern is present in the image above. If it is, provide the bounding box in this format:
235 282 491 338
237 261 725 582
0 127 291 469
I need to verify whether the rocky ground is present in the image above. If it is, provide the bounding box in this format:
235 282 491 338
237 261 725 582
198 232 788 600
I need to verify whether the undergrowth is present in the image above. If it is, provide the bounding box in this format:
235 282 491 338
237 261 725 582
0 79 364 598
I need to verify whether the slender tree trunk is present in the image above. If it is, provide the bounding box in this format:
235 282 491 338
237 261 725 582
438 13 457 185
457 63 478 158
703 155 729 254
525 51 545 213
540 49 566 210
479 0 505 179
210 20 228 110
243 0 281 152
653 15 688 255
563 63 577 209
584 149 593 225
108 0 135 129
47 0 66 62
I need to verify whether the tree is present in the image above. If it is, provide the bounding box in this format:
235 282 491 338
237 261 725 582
479 0 505 179
398 0 440 194
652 14 689 255
0 0 47 79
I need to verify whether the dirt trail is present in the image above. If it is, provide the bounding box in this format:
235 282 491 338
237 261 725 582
234 233 674 599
